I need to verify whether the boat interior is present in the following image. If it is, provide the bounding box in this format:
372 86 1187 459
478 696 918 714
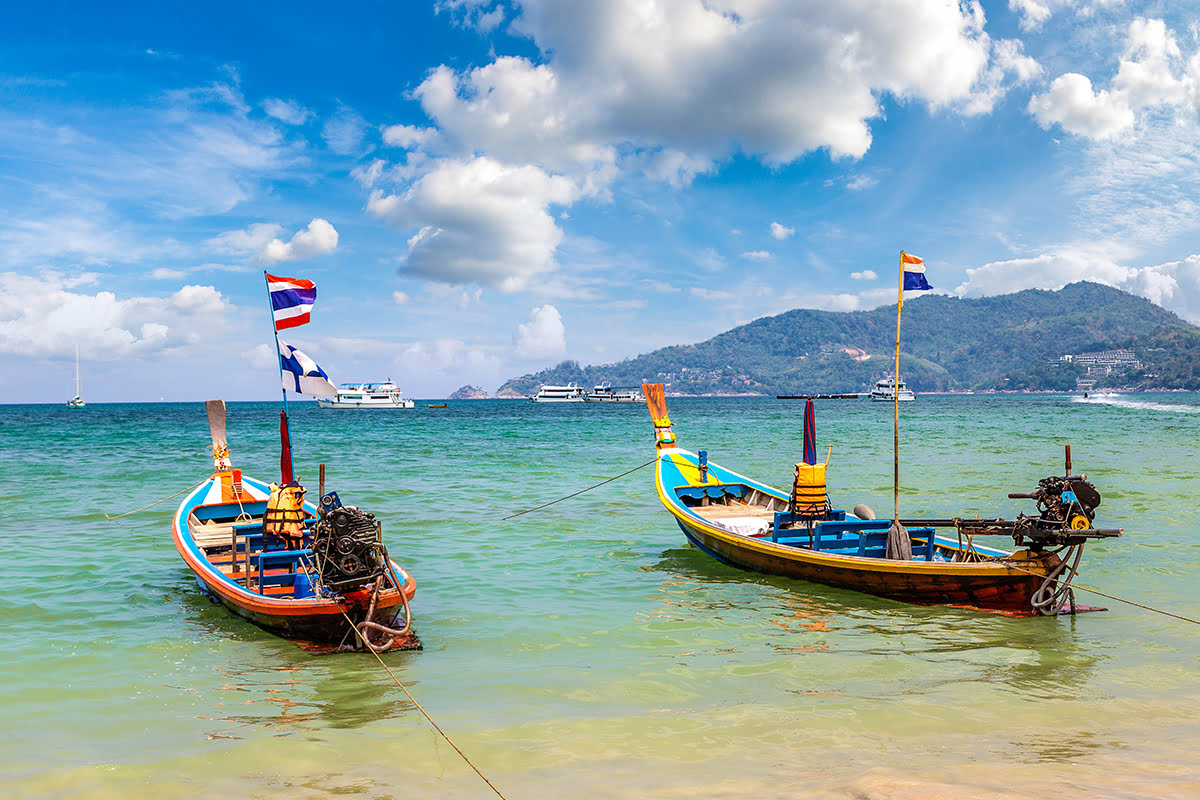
187 501 319 599
675 482 977 561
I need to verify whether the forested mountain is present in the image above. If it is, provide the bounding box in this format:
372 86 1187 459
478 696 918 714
498 282 1200 395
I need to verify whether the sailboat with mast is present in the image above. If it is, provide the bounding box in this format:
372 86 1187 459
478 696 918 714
67 345 85 408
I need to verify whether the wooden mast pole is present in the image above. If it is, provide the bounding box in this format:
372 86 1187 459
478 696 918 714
893 250 905 522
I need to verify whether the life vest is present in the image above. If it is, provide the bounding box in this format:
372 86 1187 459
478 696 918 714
791 462 828 516
264 482 307 548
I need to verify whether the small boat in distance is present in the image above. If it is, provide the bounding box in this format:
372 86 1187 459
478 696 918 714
641 383 1120 615
529 383 586 403
868 375 915 402
67 345 85 408
427 403 447 408
316 381 416 409
583 383 645 404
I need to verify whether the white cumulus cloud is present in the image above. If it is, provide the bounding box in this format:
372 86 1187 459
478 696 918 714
1029 17 1195 140
954 246 1200 324
769 222 794 240
514 304 567 359
362 0 1050 292
368 157 578 290
207 222 284 256
0 271 232 359
257 218 339 265
851 270 877 281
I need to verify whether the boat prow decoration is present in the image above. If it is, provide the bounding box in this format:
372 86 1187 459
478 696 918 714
644 382 677 450
639 383 1121 616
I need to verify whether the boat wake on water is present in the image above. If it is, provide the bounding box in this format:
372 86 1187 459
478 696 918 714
1073 394 1200 414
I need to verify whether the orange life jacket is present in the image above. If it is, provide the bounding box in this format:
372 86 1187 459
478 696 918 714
264 483 307 548
791 462 828 516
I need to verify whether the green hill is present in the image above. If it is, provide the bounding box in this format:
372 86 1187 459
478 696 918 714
498 282 1200 395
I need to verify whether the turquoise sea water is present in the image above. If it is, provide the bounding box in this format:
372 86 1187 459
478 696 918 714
2 393 1199 799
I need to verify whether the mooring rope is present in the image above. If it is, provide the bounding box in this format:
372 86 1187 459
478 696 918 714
336 607 509 800
1001 559 1200 625
502 458 657 520
104 480 208 520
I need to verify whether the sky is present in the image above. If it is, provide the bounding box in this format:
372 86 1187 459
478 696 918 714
3 0 1200 403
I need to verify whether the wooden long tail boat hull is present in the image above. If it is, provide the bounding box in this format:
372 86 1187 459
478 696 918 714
640 383 1081 615
173 473 417 650
653 448 1058 615
670 507 1054 612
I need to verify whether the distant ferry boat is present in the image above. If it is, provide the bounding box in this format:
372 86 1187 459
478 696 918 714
583 384 645 404
529 384 586 403
868 376 915 402
316 381 416 409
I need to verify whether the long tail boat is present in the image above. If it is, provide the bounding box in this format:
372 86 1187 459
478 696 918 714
642 383 1120 616
172 400 419 652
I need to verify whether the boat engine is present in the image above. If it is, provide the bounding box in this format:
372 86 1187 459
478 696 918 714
1007 474 1103 544
312 492 388 594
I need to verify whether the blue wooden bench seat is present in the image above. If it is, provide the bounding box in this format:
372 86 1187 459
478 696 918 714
193 502 268 523
770 515 940 561
251 549 316 594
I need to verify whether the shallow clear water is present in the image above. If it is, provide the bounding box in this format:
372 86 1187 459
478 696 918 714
2 394 1198 798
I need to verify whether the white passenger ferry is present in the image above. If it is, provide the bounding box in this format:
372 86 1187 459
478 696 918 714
868 375 916 402
316 381 416 409
529 384 586 403
583 384 645 404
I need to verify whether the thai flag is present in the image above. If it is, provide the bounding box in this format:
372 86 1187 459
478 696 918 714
278 339 337 397
901 252 932 291
266 273 316 330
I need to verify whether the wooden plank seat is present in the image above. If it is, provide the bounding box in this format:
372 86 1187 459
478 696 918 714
697 504 778 521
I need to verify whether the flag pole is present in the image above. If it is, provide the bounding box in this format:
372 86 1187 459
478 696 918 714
893 250 904 522
264 271 295 481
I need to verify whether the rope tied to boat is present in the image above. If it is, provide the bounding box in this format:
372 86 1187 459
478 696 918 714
333 603 510 800
997 556 1200 624
355 567 413 653
502 458 657 520
104 479 208 520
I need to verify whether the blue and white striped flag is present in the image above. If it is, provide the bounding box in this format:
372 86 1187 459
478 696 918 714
278 339 337 397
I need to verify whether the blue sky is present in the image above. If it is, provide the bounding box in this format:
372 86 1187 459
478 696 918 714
4 0 1200 402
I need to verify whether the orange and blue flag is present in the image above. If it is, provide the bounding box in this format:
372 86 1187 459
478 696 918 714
901 252 932 291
